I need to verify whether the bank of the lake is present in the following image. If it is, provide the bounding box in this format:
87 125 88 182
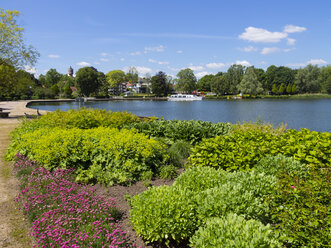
28 98 331 132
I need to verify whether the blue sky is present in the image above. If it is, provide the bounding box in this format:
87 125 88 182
2 0 331 78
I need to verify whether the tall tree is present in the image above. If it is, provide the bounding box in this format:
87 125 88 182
237 67 263 95
211 74 230 95
197 74 214 92
0 9 39 68
319 65 331 93
76 67 100 96
151 71 170 96
295 64 320 93
227 64 244 94
106 70 125 95
175 68 197 93
126 66 138 84
45 69 62 87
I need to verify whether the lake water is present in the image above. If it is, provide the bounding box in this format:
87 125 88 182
28 99 331 132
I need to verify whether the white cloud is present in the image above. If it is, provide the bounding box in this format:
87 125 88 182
129 51 141 56
24 65 38 74
177 50 183 54
76 61 91 66
283 25 307 33
284 47 296 52
206 62 226 69
144 45 165 53
307 59 327 65
261 47 281 54
196 71 210 78
120 58 125 61
287 38 296 46
100 52 110 57
287 59 327 67
235 60 251 67
168 66 181 72
189 65 205 71
239 26 288 43
48 54 60 58
148 58 156 63
100 58 109 62
238 46 258 52
94 62 101 65
136 66 153 75
158 61 169 65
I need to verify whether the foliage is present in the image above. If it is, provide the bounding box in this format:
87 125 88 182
189 213 281 248
268 166 330 247
159 165 178 179
295 64 321 93
106 70 125 94
124 119 232 144
167 140 192 166
9 127 167 185
197 74 214 92
45 68 62 87
125 66 138 84
151 71 171 96
175 68 197 93
211 74 229 95
189 128 331 171
14 154 134 247
130 167 277 245
76 66 100 96
0 8 39 68
237 67 263 95
227 64 244 94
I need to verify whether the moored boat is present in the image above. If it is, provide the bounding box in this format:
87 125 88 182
167 94 204 101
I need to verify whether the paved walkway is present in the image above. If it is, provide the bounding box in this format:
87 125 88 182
0 100 49 118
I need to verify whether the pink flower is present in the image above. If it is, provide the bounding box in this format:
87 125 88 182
291 185 295 189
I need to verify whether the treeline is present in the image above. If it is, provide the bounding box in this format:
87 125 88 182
195 64 331 95
1 63 331 100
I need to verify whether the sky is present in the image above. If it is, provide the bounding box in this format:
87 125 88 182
2 0 331 78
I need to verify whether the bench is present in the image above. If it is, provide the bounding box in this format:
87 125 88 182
0 112 9 118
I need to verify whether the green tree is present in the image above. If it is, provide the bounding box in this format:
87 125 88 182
151 71 170 96
45 69 62 87
0 62 17 99
197 74 214 92
106 70 125 95
126 66 138 84
0 9 39 68
76 67 100 96
272 84 278 95
237 67 263 95
278 83 285 95
291 84 297 94
227 64 244 94
175 68 197 93
319 65 331 93
211 74 229 95
38 74 46 86
286 84 292 94
295 64 321 93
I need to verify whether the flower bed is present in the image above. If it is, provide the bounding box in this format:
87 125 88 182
14 154 137 248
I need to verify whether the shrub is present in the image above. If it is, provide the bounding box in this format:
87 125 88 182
166 140 192 167
267 167 330 247
159 165 178 179
6 108 142 160
130 167 277 245
10 127 167 185
189 128 331 171
124 119 232 144
189 213 281 248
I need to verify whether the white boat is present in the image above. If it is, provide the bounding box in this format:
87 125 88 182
167 94 204 101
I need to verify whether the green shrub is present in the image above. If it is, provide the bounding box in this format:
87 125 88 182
268 167 330 247
256 154 308 178
6 108 142 160
190 213 281 248
189 129 331 171
130 167 277 245
130 185 198 245
166 140 192 167
159 165 178 179
9 127 167 185
124 119 232 144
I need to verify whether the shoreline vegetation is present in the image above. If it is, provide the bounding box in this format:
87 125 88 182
3 108 330 247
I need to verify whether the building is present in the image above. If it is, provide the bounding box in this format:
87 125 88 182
68 66 74 77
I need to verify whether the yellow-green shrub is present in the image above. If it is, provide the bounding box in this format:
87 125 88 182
11 127 167 185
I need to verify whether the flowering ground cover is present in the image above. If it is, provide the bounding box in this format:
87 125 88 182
14 154 137 248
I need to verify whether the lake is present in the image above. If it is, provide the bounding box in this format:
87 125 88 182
28 99 331 132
